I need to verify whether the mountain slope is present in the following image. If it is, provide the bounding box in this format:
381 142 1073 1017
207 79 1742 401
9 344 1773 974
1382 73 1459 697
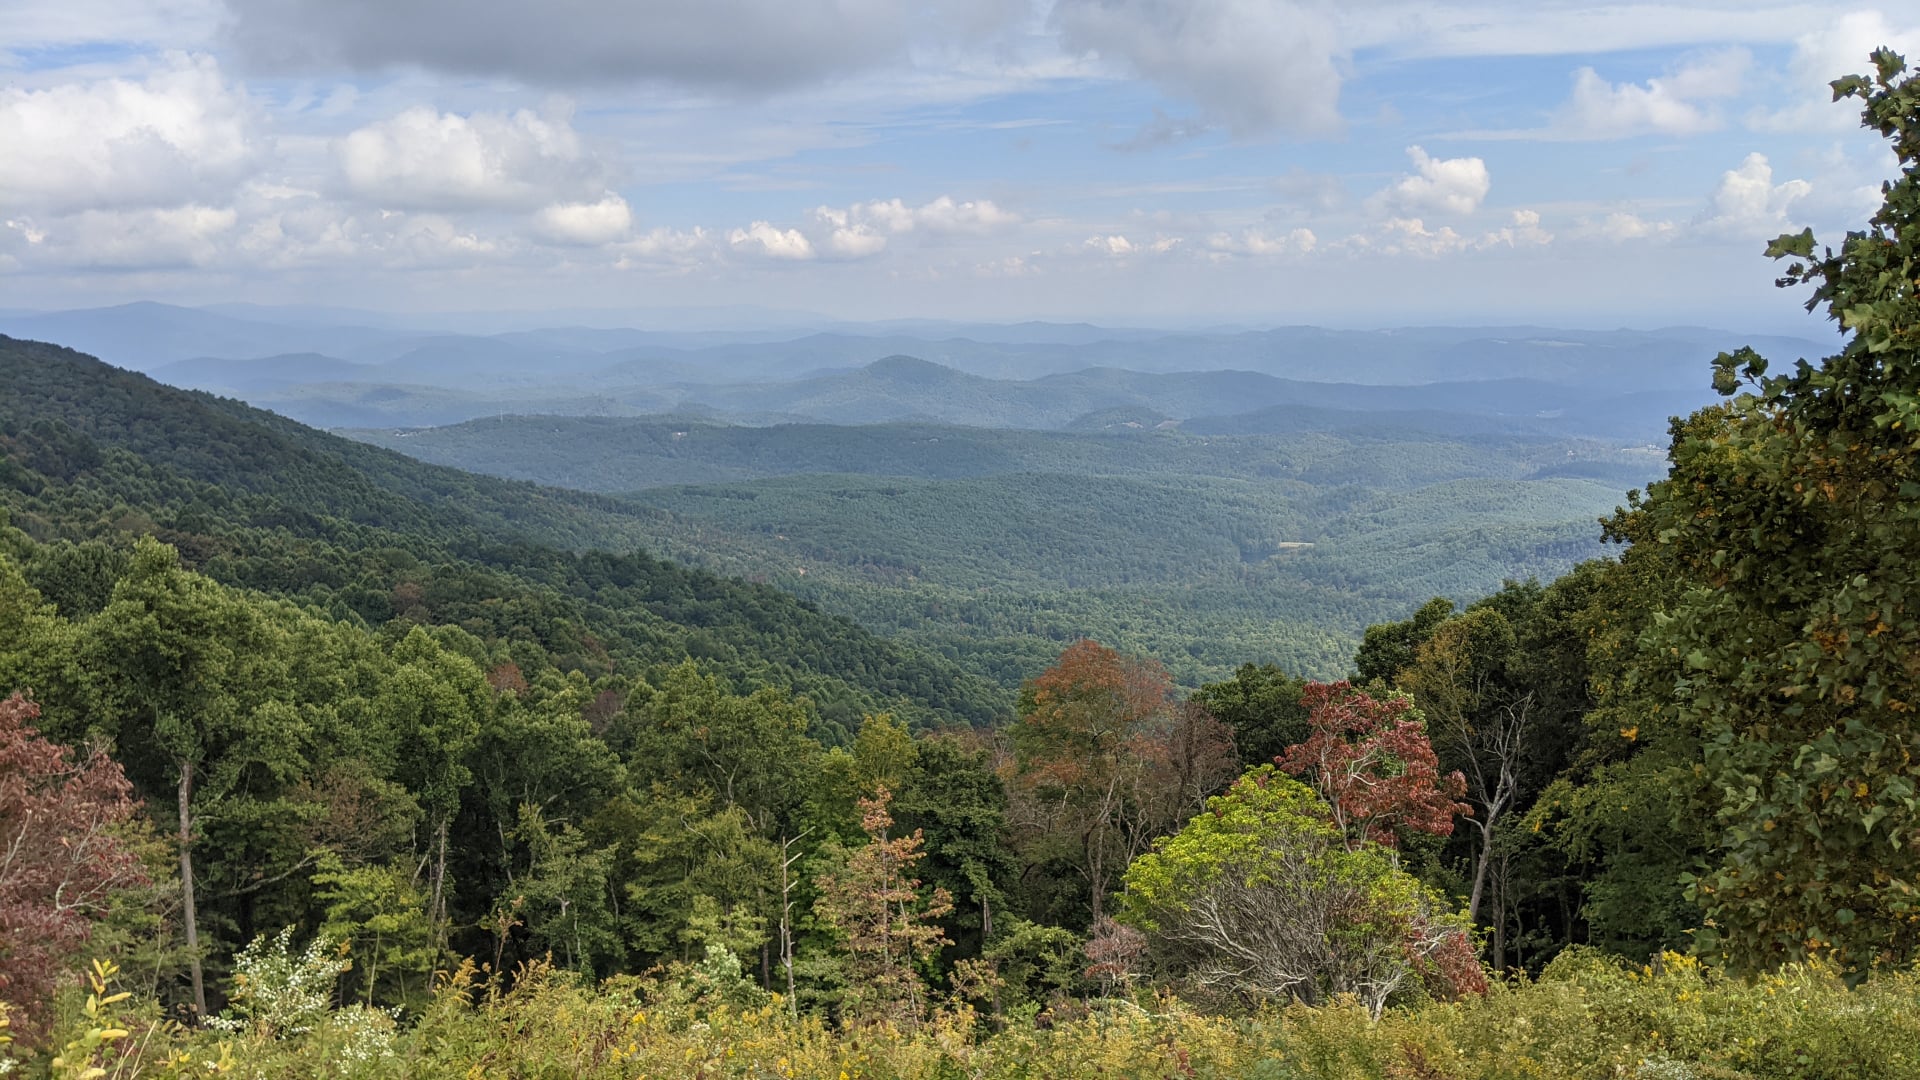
0 335 1005 730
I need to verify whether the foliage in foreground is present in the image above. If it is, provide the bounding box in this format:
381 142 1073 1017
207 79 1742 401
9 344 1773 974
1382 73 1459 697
22 946 1920 1080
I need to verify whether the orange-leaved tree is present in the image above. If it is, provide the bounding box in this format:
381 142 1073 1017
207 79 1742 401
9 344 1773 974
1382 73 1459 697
1006 640 1235 924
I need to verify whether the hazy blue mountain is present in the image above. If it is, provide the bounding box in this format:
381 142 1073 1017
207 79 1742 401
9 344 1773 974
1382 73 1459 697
151 353 384 394
0 301 425 370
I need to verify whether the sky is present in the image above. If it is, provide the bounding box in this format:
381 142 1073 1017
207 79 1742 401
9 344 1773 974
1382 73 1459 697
1 1 1916 330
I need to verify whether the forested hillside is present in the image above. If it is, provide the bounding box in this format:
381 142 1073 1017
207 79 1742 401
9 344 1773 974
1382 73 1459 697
348 411 1647 683
0 336 1005 731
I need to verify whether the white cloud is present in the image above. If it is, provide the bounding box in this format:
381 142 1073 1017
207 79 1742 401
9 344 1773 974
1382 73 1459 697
0 53 256 215
1751 10 1920 132
1052 0 1344 137
1479 209 1553 248
1340 210 1553 257
826 224 890 258
1583 211 1678 242
729 221 816 260
224 200 504 270
801 195 1020 259
1696 152 1811 235
826 196 1019 236
8 204 236 269
613 227 714 270
1553 49 1748 139
1207 227 1318 256
336 104 605 210
1374 146 1491 217
534 194 633 246
899 195 1020 234
1362 218 1471 257
1087 234 1135 255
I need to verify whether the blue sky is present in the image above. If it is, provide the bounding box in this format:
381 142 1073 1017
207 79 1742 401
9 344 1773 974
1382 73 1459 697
1 1 1914 331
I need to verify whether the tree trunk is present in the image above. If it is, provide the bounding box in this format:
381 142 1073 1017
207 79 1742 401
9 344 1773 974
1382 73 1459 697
429 816 450 942
1491 860 1508 972
779 831 804 1016
178 757 206 1019
1466 809 1502 924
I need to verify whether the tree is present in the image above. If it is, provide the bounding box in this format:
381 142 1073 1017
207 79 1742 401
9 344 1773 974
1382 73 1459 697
1006 640 1232 924
813 788 953 1029
1192 663 1311 769
618 662 821 839
614 787 778 965
1276 682 1468 851
381 627 485 940
1397 608 1530 927
1355 597 1456 685
80 539 284 1017
891 734 1019 959
313 855 436 1008
1617 50 1920 974
0 694 146 1038
1121 768 1481 1018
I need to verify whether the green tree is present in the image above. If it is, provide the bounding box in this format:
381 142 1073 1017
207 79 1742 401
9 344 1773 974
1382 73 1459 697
1618 50 1920 974
382 628 486 940
1191 663 1310 769
79 540 287 1016
1121 767 1481 1017
312 855 436 1008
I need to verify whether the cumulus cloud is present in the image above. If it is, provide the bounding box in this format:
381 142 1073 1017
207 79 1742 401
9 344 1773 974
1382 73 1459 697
1552 48 1748 139
803 196 1019 259
1696 152 1811 235
5 205 237 269
1052 0 1344 137
1751 10 1920 132
900 196 1020 234
1207 227 1317 256
1479 209 1553 248
1373 146 1490 217
534 194 633 246
222 0 1027 92
1340 210 1552 257
1582 211 1678 242
613 227 714 270
336 104 606 210
0 53 256 215
1359 218 1471 257
729 221 815 260
1090 231 1175 255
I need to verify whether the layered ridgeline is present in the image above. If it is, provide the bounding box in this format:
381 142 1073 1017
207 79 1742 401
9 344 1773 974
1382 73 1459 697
0 302 1823 435
347 403 1658 684
0 335 1005 732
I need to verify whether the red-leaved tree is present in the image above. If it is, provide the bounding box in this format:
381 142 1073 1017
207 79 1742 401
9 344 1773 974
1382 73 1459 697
1276 682 1469 850
0 693 147 1038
